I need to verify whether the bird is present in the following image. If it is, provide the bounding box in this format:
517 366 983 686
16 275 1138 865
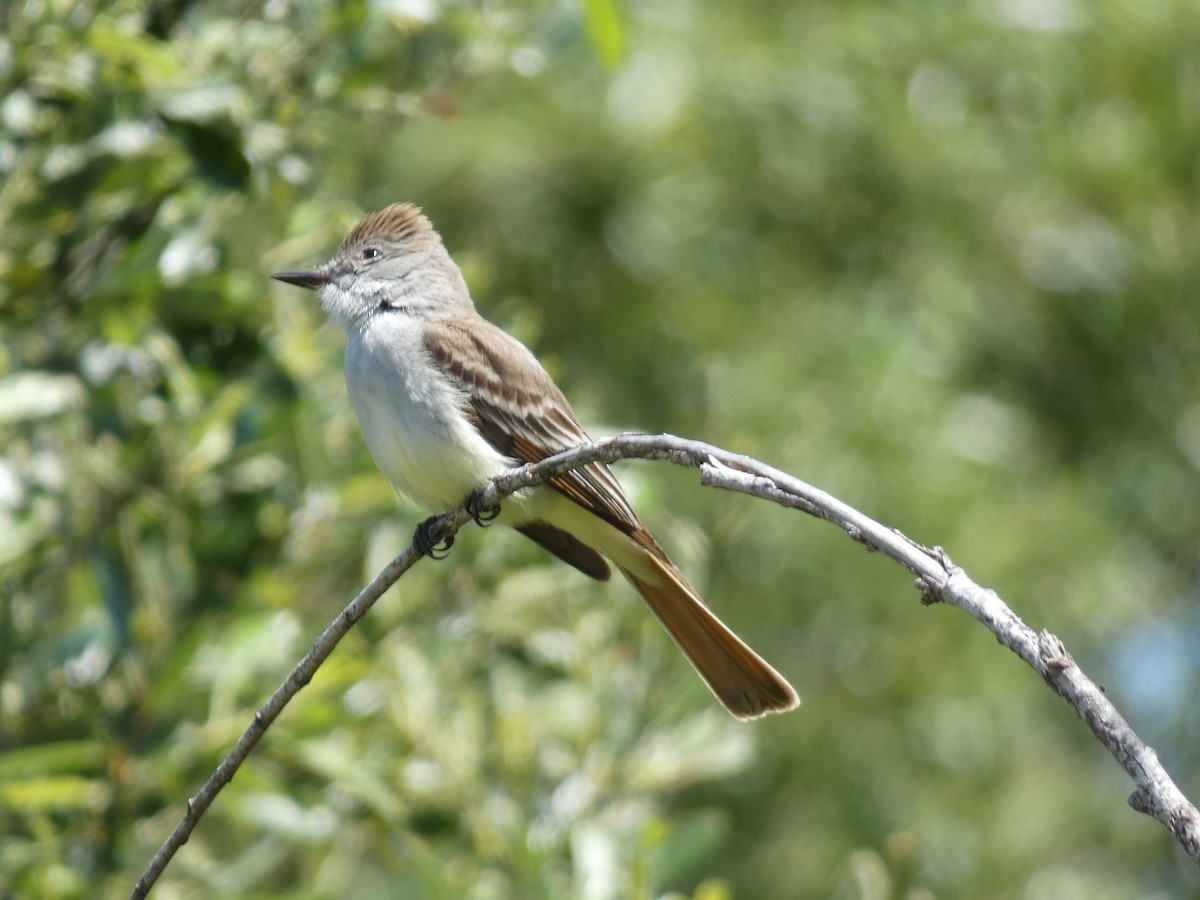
273 202 798 719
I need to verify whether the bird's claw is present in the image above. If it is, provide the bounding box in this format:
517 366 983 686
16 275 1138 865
466 490 501 527
415 516 454 559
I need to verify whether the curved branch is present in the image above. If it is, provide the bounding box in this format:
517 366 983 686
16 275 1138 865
131 433 1199 896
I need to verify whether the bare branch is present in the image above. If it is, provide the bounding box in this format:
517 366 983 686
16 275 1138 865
131 433 1199 896
130 545 424 898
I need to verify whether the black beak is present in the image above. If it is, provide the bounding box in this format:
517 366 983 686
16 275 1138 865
271 270 330 290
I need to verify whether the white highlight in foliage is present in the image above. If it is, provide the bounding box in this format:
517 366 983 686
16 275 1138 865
159 229 219 286
607 50 690 137
0 372 84 424
908 65 968 129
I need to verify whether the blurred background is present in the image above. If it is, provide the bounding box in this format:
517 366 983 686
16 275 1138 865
3 0 1199 896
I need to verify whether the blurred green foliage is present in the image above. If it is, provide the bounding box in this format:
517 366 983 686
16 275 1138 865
3 0 1199 897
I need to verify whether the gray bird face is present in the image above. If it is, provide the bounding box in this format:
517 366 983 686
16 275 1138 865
272 241 416 334
272 203 474 332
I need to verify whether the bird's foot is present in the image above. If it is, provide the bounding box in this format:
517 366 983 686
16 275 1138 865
466 489 501 527
414 516 454 559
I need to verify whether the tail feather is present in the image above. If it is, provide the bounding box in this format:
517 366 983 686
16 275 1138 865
515 491 798 719
617 552 799 720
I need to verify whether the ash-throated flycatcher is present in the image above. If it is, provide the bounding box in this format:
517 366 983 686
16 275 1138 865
273 203 798 719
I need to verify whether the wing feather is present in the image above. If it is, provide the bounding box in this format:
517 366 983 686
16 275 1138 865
422 317 642 536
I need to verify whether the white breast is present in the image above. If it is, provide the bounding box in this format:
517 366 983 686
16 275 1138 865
343 312 514 513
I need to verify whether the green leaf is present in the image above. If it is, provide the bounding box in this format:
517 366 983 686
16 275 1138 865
0 742 108 779
582 0 624 70
0 776 112 812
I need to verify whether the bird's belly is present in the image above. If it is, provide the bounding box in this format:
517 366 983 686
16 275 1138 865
346 339 512 513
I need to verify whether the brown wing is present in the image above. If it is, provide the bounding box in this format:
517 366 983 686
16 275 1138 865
423 317 644 573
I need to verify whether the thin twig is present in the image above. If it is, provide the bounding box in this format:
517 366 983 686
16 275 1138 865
130 547 428 897
131 433 1200 896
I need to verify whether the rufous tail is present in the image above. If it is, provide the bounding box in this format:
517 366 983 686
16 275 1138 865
617 548 799 720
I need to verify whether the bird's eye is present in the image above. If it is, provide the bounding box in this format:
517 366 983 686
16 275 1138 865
361 248 380 262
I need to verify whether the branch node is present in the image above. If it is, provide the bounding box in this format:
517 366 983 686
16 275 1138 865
916 576 943 606
1038 630 1073 671
1128 786 1154 815
929 545 956 572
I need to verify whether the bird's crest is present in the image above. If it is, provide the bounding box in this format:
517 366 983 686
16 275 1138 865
342 203 431 248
